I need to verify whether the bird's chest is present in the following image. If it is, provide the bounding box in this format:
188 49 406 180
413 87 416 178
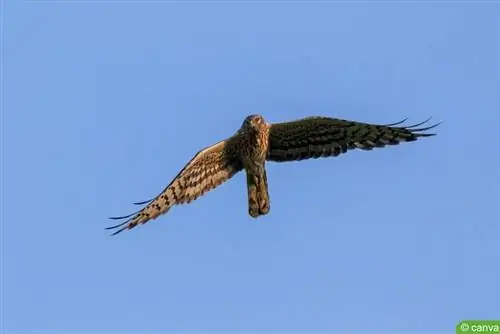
241 131 269 172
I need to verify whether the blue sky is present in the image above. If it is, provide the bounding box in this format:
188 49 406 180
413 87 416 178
3 1 499 333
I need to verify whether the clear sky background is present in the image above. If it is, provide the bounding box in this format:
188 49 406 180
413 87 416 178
3 1 499 333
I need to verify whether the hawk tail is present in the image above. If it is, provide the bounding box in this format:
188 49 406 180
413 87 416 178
246 170 270 218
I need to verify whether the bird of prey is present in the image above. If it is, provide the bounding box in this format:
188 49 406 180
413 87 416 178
107 114 439 235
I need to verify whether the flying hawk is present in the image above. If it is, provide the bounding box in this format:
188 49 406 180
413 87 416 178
107 115 439 235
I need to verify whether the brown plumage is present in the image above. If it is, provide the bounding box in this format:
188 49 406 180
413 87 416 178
107 114 439 235
246 170 270 218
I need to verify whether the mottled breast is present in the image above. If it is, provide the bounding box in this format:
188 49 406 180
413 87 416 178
240 125 270 174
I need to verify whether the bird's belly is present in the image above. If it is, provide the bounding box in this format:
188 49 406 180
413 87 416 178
242 155 266 175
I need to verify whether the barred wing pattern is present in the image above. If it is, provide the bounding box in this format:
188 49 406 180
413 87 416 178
107 138 244 235
267 117 439 162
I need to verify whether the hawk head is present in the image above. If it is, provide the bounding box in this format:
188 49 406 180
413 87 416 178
243 114 267 132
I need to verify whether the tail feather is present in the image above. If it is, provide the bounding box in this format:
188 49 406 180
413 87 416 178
246 170 270 218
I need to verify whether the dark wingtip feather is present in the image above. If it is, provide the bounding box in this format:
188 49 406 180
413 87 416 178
106 211 138 235
108 213 135 220
383 118 408 127
410 122 441 133
105 221 128 230
404 117 433 129
416 132 437 137
108 206 144 220
392 117 441 137
105 219 131 236
133 198 155 205
109 226 128 236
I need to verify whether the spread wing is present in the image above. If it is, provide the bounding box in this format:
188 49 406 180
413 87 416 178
267 117 440 162
107 136 244 235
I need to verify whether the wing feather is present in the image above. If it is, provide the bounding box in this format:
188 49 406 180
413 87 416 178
107 136 244 235
267 116 440 162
